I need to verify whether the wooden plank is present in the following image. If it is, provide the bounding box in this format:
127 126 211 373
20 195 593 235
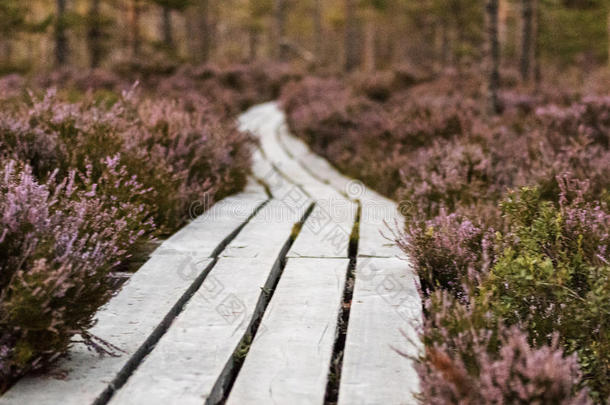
243 103 359 259
156 179 268 257
338 257 421 405
288 202 357 258
238 103 275 134
358 196 403 258
0 180 273 405
107 257 277 405
108 185 312 403
251 150 306 201
260 103 403 258
226 258 349 405
275 121 310 159
221 199 310 259
248 103 346 201
274 113 355 196
0 254 214 405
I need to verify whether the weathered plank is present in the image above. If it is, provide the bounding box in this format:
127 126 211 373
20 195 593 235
0 179 273 405
0 254 214 405
358 194 403 258
275 121 311 159
221 199 310 259
288 202 356 258
108 182 312 403
226 258 349 405
338 258 421 405
242 103 359 259
156 179 268 257
251 104 346 201
269 103 403 258
107 257 277 405
274 113 354 196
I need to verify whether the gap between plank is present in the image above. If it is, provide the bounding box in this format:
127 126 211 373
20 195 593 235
92 197 271 405
256 142 312 199
274 124 357 203
324 201 362 405
205 202 316 405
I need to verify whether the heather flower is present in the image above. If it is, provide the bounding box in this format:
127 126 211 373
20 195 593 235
481 182 610 398
0 87 253 234
398 210 494 299
418 327 591 405
0 65 263 388
416 292 591 405
282 74 610 402
536 96 610 148
0 159 151 388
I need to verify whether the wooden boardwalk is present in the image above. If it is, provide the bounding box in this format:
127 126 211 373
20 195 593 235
0 103 421 405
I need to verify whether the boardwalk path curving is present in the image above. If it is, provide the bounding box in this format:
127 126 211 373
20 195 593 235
0 102 421 405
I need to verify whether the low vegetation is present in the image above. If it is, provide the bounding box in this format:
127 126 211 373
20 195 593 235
0 63 295 390
2 0 609 401
281 70 610 403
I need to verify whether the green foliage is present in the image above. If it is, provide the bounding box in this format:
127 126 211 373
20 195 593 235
405 0 485 62
540 1 609 65
0 2 51 36
0 66 265 387
0 1 26 35
479 186 610 400
283 72 610 402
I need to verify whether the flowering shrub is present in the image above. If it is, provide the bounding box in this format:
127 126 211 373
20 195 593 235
399 210 494 300
0 88 253 233
282 73 610 402
129 96 253 231
0 160 152 389
536 96 610 148
281 78 472 198
0 65 264 388
416 292 591 404
480 182 610 400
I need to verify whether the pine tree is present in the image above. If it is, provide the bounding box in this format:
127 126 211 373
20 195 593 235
87 0 103 68
55 0 68 66
273 0 287 61
520 0 533 81
345 0 359 71
486 0 502 113
152 0 191 49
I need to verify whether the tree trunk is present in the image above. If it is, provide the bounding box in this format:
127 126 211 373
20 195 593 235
520 0 532 81
452 1 464 68
607 7 610 68
200 0 210 62
161 6 173 49
87 0 102 68
273 0 287 61
344 0 359 72
362 13 375 72
128 0 141 58
533 0 541 85
313 0 323 63
55 0 68 66
486 0 502 114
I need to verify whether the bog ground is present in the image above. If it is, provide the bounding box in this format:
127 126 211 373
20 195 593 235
0 103 421 405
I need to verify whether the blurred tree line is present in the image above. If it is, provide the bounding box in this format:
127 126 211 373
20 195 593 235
0 0 608 77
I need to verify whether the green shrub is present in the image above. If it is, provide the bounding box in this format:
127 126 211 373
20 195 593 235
480 184 610 400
